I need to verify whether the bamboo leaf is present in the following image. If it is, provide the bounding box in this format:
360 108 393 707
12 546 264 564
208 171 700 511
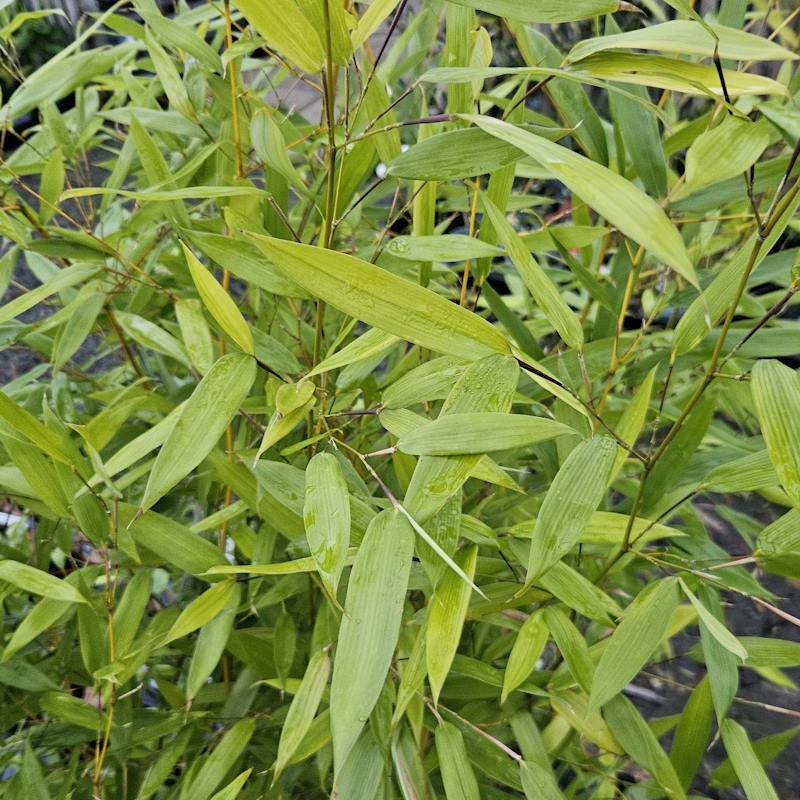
404 354 519 523
574 52 785 97
436 721 481 800
677 116 770 199
140 353 256 512
397 412 576 455
590 577 679 710
427 545 478 705
604 694 688 800
164 580 237 645
670 676 713 790
751 359 800 507
304 452 351 599
464 114 696 286
181 242 254 356
182 718 256 800
0 560 86 603
186 586 239 700
570 19 798 62
388 127 526 180
502 609 548 703
233 0 323 73
720 719 780 800
679 579 748 661
520 760 568 800
274 650 331 780
446 0 619 22
245 234 510 360
482 194 583 349
385 234 503 261
330 510 414 778
527 436 617 581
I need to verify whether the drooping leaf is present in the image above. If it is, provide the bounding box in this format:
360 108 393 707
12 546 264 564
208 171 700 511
464 114 697 286
233 0 323 73
436 721 481 800
304 451 351 599
604 694 688 800
427 545 478 705
751 359 800 507
720 719 780 800
274 649 331 780
330 510 414 778
182 242 255 356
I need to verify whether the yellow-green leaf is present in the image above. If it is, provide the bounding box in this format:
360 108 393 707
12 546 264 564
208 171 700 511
427 545 478 705
304 452 351 599
396 412 576 455
164 579 237 644
182 242 254 356
234 0 323 73
502 609 548 703
751 359 800 507
245 234 510 361
527 436 617 581
0 560 86 604
447 0 618 22
465 114 696 286
590 577 679 710
330 510 414 778
140 353 256 512
720 719 779 800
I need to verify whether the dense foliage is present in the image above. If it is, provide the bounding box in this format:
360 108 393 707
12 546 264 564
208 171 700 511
1 0 800 797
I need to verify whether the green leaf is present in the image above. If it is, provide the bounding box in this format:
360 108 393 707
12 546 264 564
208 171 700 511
464 114 696 286
573 52 785 97
739 636 800 667
145 26 194 120
0 390 77 466
676 116 770 199
304 452 351 599
176 298 215 375
117 504 228 575
751 359 800 507
427 545 478 705
520 760 568 800
670 676 713 790
590 577 679 709
115 311 192 369
720 719 780 800
330 510 414 778
274 649 331 780
39 690 107 730
385 234 503 261
182 718 256 800
234 0 322 73
482 194 584 349
527 436 617 581
140 353 256 512
569 19 798 62
502 609 548 703
186 586 239 700
604 694 688 800
245 234 510 360
388 127 525 180
679 579 748 660
0 560 86 603
404 354 519 523
446 0 618 22
164 580 237 645
397 412 576 455
207 770 252 800
538 561 622 626
436 721 481 800
182 242 255 356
